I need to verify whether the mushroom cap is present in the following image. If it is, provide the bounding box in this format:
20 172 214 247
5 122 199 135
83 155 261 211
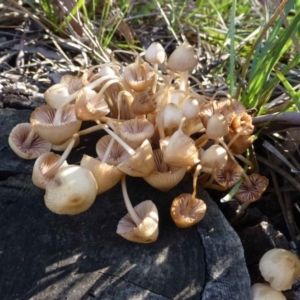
214 160 243 188
123 61 154 92
30 104 82 145
170 193 207 228
145 41 166 64
235 173 269 203
167 43 198 72
80 154 123 194
163 129 200 167
8 123 51 159
117 139 155 177
44 165 97 215
96 135 129 166
144 149 186 192
32 152 68 189
259 248 300 291
200 144 228 170
75 87 110 121
117 200 159 243
44 83 69 109
130 92 157 115
119 118 155 149
251 283 286 300
206 113 229 140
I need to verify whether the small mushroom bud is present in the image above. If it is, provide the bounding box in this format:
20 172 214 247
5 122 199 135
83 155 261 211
259 248 300 291
145 41 166 65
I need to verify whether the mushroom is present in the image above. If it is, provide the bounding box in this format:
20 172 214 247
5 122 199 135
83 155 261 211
144 149 186 192
118 117 155 149
80 154 122 195
116 175 159 243
30 104 82 145
123 57 155 92
145 41 166 93
167 42 198 91
251 283 286 300
235 173 269 203
259 248 300 291
170 165 206 228
32 152 68 189
8 123 51 159
44 165 98 215
162 117 200 167
75 87 110 121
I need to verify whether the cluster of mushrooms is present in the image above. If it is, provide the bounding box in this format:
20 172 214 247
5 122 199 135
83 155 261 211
251 248 300 299
9 42 269 243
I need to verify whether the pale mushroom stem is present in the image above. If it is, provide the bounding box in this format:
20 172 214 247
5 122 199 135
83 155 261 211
70 74 121 103
179 71 188 92
117 90 133 120
22 128 36 148
102 136 116 163
121 175 141 226
44 135 77 178
183 164 201 215
52 103 66 126
152 63 158 94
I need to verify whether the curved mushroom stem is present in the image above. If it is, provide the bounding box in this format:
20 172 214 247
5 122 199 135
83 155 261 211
183 164 201 215
152 63 158 94
121 175 141 226
22 128 36 148
75 74 121 101
44 134 77 178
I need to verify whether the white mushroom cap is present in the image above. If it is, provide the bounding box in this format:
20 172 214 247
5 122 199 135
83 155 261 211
44 165 97 215
251 283 286 300
259 248 300 291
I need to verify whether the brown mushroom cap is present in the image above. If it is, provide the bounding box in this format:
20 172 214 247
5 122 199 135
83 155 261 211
117 200 159 243
170 193 206 228
8 123 51 159
144 149 186 192
235 173 269 202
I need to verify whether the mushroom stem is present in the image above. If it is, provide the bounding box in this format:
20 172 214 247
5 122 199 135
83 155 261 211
121 175 141 226
183 164 201 215
52 103 65 126
95 121 135 156
66 74 121 104
102 136 115 163
152 63 158 94
44 135 77 178
179 71 188 92
195 133 208 148
22 128 36 148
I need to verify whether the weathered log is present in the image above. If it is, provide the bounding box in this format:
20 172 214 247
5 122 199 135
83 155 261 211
0 107 251 299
